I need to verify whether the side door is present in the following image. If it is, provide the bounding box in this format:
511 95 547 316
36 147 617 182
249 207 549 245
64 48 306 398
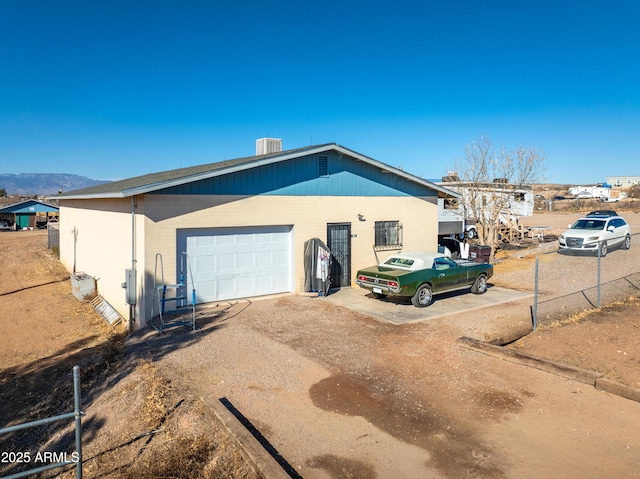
431 257 462 291
327 223 351 288
605 218 623 247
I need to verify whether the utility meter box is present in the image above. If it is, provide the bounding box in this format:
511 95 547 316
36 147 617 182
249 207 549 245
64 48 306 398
124 269 137 305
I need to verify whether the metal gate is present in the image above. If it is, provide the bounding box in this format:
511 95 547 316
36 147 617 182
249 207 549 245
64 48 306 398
0 366 83 479
327 223 351 288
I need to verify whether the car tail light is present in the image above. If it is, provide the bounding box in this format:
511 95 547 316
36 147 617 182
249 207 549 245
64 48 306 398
388 281 398 288
358 275 368 281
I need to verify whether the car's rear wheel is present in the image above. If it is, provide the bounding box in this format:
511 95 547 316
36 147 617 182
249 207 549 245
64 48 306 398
599 242 608 257
411 284 432 307
623 235 631 250
471 274 488 294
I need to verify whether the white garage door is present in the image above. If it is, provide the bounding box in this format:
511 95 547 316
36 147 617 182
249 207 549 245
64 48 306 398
178 226 292 303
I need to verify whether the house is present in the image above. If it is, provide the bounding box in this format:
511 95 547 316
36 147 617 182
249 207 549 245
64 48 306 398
0 199 60 230
606 176 640 188
55 141 460 330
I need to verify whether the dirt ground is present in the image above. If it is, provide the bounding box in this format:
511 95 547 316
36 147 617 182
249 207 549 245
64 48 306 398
0 231 257 478
1 212 640 478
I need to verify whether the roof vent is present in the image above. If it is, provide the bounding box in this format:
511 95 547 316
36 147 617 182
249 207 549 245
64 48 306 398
256 138 283 155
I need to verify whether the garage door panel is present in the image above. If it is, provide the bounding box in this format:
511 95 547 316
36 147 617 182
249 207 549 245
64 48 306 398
218 279 236 298
275 273 289 288
256 234 273 244
272 250 289 264
217 235 236 246
188 236 216 248
237 277 257 296
198 280 217 299
255 274 274 294
218 253 236 272
237 252 254 269
255 251 273 268
179 226 292 303
195 255 216 274
238 235 255 245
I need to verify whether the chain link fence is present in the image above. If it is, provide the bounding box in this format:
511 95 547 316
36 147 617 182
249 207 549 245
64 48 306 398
532 232 640 330
47 223 60 258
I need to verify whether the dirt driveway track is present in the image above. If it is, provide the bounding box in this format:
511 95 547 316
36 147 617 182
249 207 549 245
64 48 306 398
127 287 640 478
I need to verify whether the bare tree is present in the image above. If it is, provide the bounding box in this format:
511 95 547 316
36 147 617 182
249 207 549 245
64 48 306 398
447 136 547 257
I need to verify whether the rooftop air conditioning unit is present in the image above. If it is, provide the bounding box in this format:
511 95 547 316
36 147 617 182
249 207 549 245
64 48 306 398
256 138 283 155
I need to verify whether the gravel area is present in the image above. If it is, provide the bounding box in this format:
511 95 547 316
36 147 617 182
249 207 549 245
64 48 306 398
496 212 640 327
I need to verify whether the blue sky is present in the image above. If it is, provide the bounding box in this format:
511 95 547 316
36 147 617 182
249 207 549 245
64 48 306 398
1 1 638 185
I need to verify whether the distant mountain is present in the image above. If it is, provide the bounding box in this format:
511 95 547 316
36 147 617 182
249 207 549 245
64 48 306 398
0 173 110 196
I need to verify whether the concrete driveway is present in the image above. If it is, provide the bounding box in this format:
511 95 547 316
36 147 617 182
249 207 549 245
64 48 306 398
324 284 533 324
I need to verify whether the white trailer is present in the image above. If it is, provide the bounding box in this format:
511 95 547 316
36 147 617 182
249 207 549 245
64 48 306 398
437 198 477 239
438 181 534 243
568 185 611 199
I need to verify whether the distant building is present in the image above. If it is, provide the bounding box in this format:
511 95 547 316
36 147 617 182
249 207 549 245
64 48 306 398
568 185 611 199
606 176 640 187
0 198 59 229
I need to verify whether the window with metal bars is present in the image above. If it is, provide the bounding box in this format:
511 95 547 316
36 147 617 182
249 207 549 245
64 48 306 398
374 221 402 249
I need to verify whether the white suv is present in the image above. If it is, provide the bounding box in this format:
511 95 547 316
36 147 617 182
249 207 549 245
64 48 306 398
559 211 631 256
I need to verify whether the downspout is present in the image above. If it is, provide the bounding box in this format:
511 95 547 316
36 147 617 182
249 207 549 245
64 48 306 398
130 195 137 332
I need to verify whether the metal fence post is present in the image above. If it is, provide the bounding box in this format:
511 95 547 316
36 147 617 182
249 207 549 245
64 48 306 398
73 365 83 479
533 256 539 331
597 242 602 308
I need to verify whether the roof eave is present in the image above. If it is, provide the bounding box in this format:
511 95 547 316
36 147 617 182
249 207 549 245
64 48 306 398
57 192 129 200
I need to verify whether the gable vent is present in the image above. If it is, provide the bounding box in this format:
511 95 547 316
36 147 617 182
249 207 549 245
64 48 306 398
318 155 328 176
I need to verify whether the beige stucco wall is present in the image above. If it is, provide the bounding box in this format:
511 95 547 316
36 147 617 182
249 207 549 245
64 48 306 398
60 193 438 330
59 197 146 330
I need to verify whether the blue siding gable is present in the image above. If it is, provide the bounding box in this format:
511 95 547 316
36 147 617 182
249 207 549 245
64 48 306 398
154 152 437 198
0 199 59 213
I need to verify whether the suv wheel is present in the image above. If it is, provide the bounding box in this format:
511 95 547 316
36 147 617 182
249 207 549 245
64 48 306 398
599 242 608 257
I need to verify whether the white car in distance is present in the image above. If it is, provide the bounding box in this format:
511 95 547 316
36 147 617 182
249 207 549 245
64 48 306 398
559 211 631 256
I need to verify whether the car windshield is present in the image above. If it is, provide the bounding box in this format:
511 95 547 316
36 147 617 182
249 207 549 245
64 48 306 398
571 219 606 230
384 257 415 267
433 257 457 269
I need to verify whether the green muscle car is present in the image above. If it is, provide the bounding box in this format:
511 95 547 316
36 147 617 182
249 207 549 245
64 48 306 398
355 252 493 307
